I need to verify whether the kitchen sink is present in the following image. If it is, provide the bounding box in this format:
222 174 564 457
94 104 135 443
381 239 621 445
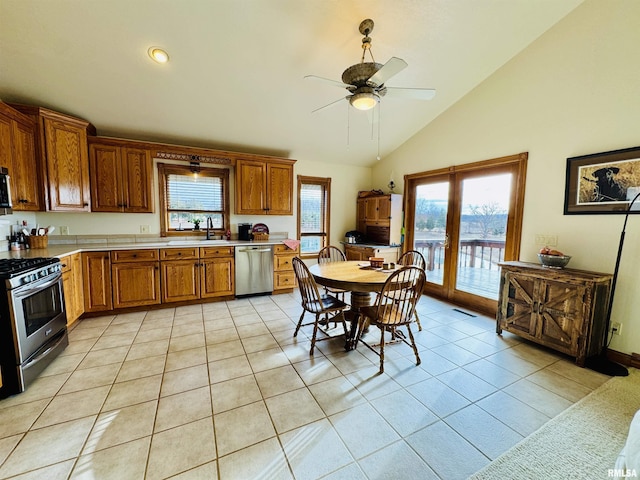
167 240 232 246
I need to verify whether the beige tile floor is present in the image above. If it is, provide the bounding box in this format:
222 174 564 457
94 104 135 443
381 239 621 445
0 292 610 479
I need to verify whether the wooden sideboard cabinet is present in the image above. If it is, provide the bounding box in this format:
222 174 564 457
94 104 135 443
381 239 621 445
88 137 154 213
496 261 612 366
235 158 295 215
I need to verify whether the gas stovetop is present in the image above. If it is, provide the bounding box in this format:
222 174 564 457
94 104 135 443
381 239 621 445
0 257 60 278
0 258 62 289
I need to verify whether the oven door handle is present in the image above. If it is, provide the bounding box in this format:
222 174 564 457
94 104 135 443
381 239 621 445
22 329 67 371
12 271 63 299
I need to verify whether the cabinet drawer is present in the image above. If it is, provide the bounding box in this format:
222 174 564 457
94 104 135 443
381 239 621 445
111 249 159 263
160 248 199 260
59 255 71 273
274 271 296 289
274 244 299 254
274 254 295 271
200 246 234 258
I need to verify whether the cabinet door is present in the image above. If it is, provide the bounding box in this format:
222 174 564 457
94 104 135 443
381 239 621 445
499 272 537 337
161 260 200 302
122 147 153 213
200 258 234 298
82 252 113 312
345 245 367 261
71 253 84 321
89 143 122 212
11 120 41 210
537 279 585 356
44 119 91 211
235 159 266 214
112 262 161 308
267 162 293 215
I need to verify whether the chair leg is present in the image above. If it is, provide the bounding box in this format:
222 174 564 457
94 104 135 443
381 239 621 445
293 310 305 337
406 324 421 366
379 326 386 374
310 313 320 355
414 310 423 331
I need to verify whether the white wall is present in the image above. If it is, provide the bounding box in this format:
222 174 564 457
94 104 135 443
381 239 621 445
372 0 640 356
32 157 371 248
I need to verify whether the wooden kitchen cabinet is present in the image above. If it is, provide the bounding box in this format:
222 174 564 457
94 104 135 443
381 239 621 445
111 249 161 308
88 138 154 213
9 104 95 212
160 248 200 303
344 244 400 263
60 253 84 326
200 246 234 297
273 243 298 291
82 252 113 312
0 103 42 210
234 158 295 215
355 193 403 245
497 261 612 366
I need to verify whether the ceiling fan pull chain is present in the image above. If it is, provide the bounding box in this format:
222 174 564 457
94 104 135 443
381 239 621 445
376 102 381 160
346 102 351 147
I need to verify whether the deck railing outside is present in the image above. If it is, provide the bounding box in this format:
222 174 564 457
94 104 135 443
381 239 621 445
414 238 505 299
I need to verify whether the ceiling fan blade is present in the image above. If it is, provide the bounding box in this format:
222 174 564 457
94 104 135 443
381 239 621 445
311 96 348 113
385 87 436 100
368 57 408 86
304 75 353 89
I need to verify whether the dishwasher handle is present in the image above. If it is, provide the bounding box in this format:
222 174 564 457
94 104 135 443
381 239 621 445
237 247 273 253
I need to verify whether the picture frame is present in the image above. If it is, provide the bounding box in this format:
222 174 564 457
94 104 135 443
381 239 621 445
564 146 640 215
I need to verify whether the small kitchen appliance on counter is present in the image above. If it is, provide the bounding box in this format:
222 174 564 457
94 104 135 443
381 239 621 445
344 230 364 244
238 223 253 241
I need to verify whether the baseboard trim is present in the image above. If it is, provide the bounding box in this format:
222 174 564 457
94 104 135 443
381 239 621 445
607 349 640 369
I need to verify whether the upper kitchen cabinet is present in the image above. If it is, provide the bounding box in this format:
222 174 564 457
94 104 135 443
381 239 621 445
235 158 295 215
0 103 42 210
88 137 153 213
9 104 96 212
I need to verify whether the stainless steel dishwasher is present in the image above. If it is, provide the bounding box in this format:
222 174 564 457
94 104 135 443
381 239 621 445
235 245 274 296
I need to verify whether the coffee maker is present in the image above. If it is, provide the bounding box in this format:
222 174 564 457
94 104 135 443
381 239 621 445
238 223 253 241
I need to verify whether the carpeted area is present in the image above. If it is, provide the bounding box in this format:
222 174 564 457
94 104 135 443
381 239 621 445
469 368 640 480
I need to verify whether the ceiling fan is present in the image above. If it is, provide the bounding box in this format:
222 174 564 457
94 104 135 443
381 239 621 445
305 18 436 113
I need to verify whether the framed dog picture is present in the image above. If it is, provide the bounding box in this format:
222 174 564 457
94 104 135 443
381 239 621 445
564 146 640 214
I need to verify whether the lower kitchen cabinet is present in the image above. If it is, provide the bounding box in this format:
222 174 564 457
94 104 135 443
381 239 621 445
344 244 400 263
60 253 84 326
160 248 200 303
273 244 297 291
497 261 612 366
82 252 113 313
200 247 234 298
111 249 161 308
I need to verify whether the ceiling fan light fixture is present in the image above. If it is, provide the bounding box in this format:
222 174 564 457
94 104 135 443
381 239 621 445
350 92 379 110
148 47 169 64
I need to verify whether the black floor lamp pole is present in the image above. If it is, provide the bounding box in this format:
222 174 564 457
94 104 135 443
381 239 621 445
586 192 640 376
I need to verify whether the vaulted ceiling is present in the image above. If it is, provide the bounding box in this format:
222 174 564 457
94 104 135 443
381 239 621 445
0 0 583 167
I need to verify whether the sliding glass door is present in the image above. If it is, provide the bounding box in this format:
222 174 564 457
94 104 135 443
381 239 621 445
405 153 528 315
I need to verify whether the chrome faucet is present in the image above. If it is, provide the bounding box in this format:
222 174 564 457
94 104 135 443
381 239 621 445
206 217 214 240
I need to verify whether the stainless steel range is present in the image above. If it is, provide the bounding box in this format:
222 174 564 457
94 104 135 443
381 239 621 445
0 257 68 398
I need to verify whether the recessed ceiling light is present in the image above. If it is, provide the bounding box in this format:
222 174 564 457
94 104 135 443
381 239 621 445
148 47 169 64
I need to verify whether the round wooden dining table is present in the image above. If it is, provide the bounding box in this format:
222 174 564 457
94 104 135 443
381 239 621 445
308 260 399 350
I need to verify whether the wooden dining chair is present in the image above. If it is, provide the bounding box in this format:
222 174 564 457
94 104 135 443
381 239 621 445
358 266 426 373
292 257 349 354
317 245 348 302
396 249 426 331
